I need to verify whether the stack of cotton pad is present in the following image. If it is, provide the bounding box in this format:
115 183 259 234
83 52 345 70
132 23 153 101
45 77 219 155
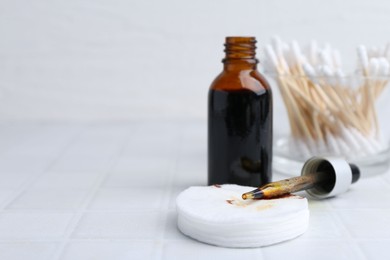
176 184 309 248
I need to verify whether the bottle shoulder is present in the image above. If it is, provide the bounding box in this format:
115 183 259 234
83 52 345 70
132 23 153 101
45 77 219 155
210 70 272 95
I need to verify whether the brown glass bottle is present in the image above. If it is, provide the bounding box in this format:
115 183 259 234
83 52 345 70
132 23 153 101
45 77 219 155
208 37 273 187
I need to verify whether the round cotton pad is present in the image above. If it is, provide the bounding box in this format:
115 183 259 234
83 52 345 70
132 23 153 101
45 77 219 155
176 184 309 248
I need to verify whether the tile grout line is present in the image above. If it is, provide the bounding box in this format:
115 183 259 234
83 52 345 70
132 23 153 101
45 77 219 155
0 126 87 211
380 173 390 186
153 123 182 260
3 237 389 244
330 209 369 260
50 124 140 260
294 207 369 259
0 208 175 214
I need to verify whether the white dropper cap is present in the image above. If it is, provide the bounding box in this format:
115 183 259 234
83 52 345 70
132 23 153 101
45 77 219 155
301 157 360 199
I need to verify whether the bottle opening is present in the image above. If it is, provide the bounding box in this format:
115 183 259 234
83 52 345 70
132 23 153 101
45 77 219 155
225 36 256 44
224 36 257 61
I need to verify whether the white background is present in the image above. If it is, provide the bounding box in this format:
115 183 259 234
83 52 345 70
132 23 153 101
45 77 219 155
1 2 390 259
1 0 390 122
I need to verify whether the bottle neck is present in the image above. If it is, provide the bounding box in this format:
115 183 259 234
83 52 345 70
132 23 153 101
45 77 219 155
222 37 258 71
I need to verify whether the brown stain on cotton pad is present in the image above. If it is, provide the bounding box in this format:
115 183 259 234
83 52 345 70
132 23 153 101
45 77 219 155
255 204 273 211
225 196 248 207
226 198 273 211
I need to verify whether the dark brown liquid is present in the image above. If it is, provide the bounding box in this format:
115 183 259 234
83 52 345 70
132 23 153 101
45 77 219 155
208 88 272 187
258 194 301 200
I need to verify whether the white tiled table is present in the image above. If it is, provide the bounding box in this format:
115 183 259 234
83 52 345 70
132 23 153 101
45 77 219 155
0 121 389 260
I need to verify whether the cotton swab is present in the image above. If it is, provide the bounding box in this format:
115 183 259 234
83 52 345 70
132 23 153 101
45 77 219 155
263 37 389 160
